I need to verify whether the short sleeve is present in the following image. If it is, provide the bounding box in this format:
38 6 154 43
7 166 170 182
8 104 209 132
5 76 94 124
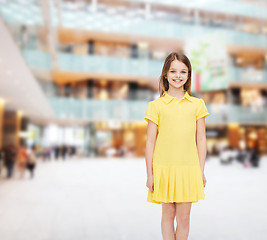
196 99 209 120
144 101 159 125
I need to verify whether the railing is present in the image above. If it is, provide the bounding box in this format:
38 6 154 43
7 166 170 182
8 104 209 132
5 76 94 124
227 66 267 83
1 0 266 21
23 49 163 77
208 104 267 124
133 0 267 20
49 98 148 121
49 98 267 123
23 49 267 83
58 53 162 77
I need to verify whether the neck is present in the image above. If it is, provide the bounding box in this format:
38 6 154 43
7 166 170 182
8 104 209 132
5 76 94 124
167 88 186 98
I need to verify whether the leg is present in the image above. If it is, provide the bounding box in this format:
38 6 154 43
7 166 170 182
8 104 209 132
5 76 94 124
27 164 34 178
6 162 12 178
30 165 35 179
30 169 34 178
19 164 26 179
161 202 176 240
175 202 192 240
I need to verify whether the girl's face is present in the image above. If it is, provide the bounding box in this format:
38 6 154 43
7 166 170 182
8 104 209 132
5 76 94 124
166 59 188 91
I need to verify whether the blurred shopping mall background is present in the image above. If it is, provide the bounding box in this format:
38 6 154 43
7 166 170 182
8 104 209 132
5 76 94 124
0 0 267 239
0 0 267 158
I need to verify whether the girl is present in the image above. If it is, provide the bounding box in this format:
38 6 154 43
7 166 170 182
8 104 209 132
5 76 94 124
145 52 209 240
26 146 36 179
17 144 28 179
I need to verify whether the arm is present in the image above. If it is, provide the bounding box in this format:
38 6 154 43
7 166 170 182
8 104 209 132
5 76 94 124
145 120 158 191
196 117 207 174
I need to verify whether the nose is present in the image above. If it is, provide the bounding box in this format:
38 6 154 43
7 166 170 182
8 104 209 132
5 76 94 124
176 72 181 78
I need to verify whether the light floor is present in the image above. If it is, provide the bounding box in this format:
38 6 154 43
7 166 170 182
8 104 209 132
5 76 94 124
0 156 266 240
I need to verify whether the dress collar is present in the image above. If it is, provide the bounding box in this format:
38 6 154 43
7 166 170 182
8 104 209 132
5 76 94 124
161 91 193 104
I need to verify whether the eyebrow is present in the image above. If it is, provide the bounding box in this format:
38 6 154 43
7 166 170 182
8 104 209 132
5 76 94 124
170 68 187 70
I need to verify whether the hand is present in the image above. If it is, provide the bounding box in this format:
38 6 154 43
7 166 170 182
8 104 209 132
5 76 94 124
146 175 154 192
202 172 207 188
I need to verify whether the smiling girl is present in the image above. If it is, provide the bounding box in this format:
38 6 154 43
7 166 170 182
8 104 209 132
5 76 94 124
145 52 209 240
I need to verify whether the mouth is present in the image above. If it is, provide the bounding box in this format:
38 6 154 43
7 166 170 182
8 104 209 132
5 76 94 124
173 79 183 83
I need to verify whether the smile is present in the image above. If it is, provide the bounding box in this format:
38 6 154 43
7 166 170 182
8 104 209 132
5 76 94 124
173 79 183 82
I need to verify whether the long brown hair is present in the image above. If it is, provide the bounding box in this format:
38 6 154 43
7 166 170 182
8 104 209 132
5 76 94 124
159 52 192 97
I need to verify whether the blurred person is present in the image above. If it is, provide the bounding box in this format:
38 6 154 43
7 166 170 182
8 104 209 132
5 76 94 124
68 145 72 158
249 148 260 168
236 140 247 164
42 147 51 161
121 145 127 157
219 146 234 164
116 146 124 157
55 145 60 160
26 146 36 179
3 144 17 178
47 146 52 160
77 147 84 158
72 146 76 156
42 148 47 161
211 143 219 156
36 144 42 158
68 146 75 158
236 147 246 163
62 145 68 160
0 146 3 176
145 52 209 240
17 144 28 179
230 146 238 162
126 146 136 157
243 147 252 168
71 146 76 157
106 147 117 157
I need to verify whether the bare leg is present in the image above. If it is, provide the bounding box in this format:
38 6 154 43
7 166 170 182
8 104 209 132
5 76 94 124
175 202 192 240
161 202 176 240
18 164 26 179
19 167 25 179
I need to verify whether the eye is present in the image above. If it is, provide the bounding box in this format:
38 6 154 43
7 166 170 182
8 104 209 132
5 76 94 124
170 71 175 73
181 71 186 73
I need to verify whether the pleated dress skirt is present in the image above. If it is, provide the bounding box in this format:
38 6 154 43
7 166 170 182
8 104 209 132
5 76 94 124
147 163 205 204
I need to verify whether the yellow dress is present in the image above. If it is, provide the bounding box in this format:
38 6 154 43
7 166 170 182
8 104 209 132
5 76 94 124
144 91 209 204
